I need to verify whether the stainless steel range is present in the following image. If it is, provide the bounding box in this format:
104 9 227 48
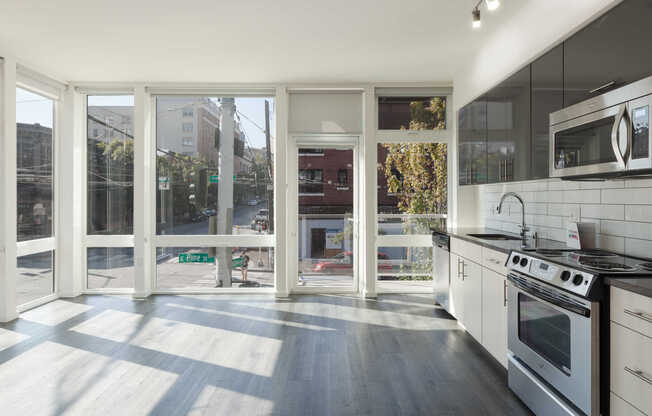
505 248 652 416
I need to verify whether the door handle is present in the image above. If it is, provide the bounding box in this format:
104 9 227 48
611 104 632 169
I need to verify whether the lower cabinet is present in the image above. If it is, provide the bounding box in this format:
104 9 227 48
450 253 483 343
482 268 508 367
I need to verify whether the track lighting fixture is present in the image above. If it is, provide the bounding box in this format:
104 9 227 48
472 0 500 29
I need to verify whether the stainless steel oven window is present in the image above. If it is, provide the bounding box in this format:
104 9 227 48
518 292 572 374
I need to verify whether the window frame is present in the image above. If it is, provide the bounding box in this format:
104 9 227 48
374 88 452 294
14 81 60 309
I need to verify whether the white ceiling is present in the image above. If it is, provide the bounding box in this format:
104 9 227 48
0 1 528 84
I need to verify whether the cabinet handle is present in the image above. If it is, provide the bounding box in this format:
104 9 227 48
457 258 463 279
503 280 508 307
624 366 652 386
589 80 617 94
461 259 467 280
624 308 652 324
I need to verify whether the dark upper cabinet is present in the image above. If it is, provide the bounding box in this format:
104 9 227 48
486 67 530 183
564 0 652 107
458 98 487 185
531 45 564 180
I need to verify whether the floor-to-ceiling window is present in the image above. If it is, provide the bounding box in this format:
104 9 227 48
155 95 275 290
375 93 449 292
85 95 135 290
16 87 56 306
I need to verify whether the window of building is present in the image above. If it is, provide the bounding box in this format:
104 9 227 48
155 95 275 290
378 96 447 130
298 148 324 156
299 169 323 195
182 107 193 117
16 87 56 305
337 169 348 186
182 122 193 132
87 95 135 235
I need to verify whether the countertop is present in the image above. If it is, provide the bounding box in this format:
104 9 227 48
441 228 569 254
604 277 652 298
441 228 652 298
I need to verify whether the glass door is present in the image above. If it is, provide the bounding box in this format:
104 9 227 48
291 137 358 291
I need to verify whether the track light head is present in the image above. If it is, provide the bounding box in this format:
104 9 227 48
486 0 500 11
472 8 481 29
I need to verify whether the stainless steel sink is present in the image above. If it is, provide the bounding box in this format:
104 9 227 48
467 233 522 241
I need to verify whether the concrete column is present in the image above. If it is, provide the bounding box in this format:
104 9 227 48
216 98 235 287
133 85 153 298
0 57 19 322
57 87 84 298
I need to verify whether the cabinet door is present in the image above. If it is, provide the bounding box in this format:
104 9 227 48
449 254 464 321
459 99 487 185
564 0 652 107
462 259 483 341
486 67 530 183
482 268 508 367
531 44 563 180
458 105 472 186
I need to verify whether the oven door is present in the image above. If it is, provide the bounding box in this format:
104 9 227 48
507 273 598 415
550 103 631 178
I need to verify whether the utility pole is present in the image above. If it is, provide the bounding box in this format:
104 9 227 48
264 100 273 233
215 98 235 287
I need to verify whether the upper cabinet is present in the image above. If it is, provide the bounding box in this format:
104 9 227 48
486 67 531 183
564 0 652 107
531 45 564 180
458 98 487 185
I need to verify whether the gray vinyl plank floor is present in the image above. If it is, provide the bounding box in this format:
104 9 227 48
0 294 532 416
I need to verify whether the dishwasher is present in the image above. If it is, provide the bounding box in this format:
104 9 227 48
432 231 450 312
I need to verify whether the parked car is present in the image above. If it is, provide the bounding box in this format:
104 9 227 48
254 209 269 222
201 208 216 217
247 199 258 206
312 252 392 272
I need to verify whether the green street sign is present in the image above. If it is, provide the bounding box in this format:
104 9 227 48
232 256 244 268
179 253 215 263
209 175 219 184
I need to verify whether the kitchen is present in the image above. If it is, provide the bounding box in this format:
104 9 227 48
441 0 652 415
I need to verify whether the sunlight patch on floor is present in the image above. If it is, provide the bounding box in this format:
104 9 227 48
21 300 94 326
0 327 30 352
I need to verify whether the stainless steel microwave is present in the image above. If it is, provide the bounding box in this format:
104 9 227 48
550 75 652 179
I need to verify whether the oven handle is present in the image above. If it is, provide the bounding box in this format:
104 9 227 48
507 275 591 317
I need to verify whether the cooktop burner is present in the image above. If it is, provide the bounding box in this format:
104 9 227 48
572 249 618 258
535 249 567 256
579 259 636 272
638 262 652 271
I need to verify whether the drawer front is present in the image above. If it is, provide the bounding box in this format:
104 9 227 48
611 322 652 415
450 237 482 264
611 286 652 339
610 393 646 416
482 247 508 275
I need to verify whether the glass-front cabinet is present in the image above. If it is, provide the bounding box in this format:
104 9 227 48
458 98 487 185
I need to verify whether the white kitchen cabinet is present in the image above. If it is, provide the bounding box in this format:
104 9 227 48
610 322 652 415
450 252 483 342
462 258 483 341
482 268 508 367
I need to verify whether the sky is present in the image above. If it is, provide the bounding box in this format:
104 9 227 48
17 91 275 149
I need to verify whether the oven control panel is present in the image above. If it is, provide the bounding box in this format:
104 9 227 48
506 251 597 298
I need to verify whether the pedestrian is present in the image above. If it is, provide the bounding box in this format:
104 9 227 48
241 254 250 281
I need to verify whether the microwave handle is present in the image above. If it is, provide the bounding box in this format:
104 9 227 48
611 104 632 169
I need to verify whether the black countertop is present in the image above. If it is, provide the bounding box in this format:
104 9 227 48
604 277 652 298
442 228 569 254
441 228 652 298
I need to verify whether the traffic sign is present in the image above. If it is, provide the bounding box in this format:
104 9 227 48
158 177 170 190
209 175 219 184
179 253 215 263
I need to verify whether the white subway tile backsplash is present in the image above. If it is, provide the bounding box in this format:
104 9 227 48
475 178 652 252
602 188 652 205
625 205 652 223
580 204 624 220
625 238 652 260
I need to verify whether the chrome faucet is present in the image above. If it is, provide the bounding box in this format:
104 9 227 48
496 192 529 247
